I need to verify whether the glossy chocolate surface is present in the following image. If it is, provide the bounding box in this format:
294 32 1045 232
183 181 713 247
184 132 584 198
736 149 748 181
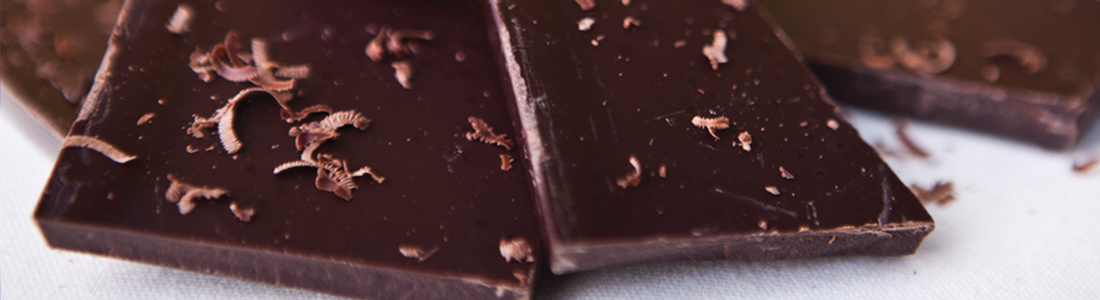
34 0 539 298
759 0 1100 149
489 0 933 274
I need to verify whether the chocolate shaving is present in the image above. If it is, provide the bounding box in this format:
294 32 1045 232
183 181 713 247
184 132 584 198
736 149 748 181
392 60 414 89
215 87 269 154
737 131 752 152
165 4 195 35
166 174 229 215
387 29 434 57
500 154 513 171
703 29 729 70
891 37 956 75
350 165 385 184
1073 157 1098 174
658 164 667 178
981 39 1047 74
826 119 839 131
465 116 513 150
616 156 642 189
229 202 254 222
499 237 535 263
279 104 333 123
274 64 311 79
722 0 749 11
622 16 642 29
691 115 730 140
366 26 390 62
137 113 155 125
578 17 596 32
399 245 440 262
289 110 371 150
274 154 381 201
574 0 596 11
911 181 955 206
249 38 296 91
894 118 930 158
764 186 780 196
62 135 137 163
366 26 434 61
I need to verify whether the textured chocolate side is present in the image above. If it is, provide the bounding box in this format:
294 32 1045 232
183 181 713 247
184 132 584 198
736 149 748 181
759 0 1100 149
34 0 540 298
488 0 933 274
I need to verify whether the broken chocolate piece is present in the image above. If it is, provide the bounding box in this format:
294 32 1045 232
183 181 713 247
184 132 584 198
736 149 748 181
758 0 1100 149
489 0 933 274
35 0 540 299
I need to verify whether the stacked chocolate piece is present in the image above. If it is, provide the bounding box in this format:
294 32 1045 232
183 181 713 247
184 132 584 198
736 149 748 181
46 0 1100 298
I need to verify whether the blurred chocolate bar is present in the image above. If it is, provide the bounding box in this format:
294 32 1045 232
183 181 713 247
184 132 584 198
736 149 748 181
759 0 1100 149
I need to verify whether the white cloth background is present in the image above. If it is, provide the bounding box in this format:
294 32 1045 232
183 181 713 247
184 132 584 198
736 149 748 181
3 86 1099 299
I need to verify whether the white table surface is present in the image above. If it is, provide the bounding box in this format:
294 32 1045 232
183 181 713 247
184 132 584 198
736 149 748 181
3 85 1099 299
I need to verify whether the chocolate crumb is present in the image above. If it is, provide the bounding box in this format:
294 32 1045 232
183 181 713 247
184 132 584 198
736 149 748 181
894 118 930 158
455 51 467 62
578 17 596 32
764 186 780 196
616 156 643 189
658 164 667 178
574 0 596 11
62 135 137 163
757 219 768 230
691 115 730 140
465 116 514 150
826 119 839 131
499 237 535 263
703 29 729 70
911 181 955 206
737 131 752 152
1073 157 1098 174
981 65 1001 83
137 113 155 125
500 154 513 171
229 202 254 222
392 60 414 89
722 0 749 11
399 244 440 262
622 0 631 5
779 166 794 180
622 16 642 29
674 39 687 48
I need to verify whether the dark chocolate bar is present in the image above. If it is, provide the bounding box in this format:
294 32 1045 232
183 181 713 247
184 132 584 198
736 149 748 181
758 0 1100 149
488 0 934 274
0 0 121 135
34 0 540 298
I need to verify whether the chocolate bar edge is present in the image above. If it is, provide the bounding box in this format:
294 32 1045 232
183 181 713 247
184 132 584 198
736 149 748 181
36 218 532 300
808 59 1099 150
548 221 933 274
